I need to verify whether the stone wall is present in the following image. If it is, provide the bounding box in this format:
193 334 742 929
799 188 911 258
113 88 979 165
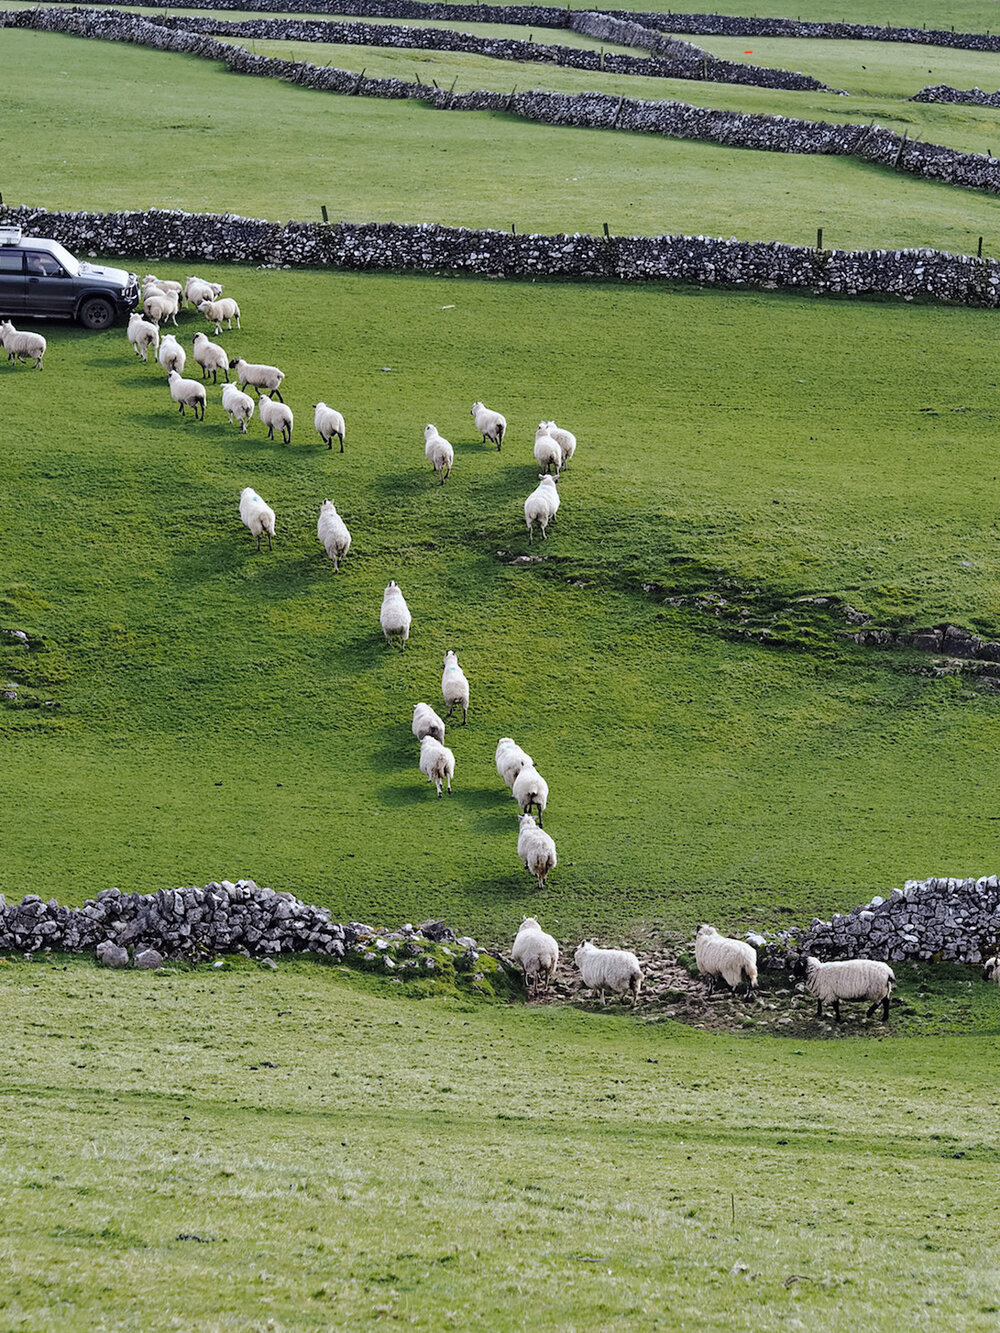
762 876 1000 966
4 204 1000 307
6 8 998 196
913 84 1000 108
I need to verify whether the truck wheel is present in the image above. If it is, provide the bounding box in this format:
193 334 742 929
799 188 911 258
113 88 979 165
78 297 115 330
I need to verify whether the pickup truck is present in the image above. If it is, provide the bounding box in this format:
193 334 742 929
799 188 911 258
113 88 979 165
0 226 140 329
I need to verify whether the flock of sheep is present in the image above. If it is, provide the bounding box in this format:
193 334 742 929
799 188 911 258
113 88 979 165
513 917 898 1024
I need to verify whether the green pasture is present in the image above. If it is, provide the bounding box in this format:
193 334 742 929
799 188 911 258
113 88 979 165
2 956 1000 1332
4 266 1000 935
6 30 1000 254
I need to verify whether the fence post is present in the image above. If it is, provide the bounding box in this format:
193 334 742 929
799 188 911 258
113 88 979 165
979 236 984 258
603 222 610 239
321 205 329 223
511 223 517 235
816 227 823 249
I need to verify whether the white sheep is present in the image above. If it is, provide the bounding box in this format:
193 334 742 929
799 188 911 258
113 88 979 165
471 400 506 451
512 764 548 826
313 401 346 452
524 474 559 542
694 925 758 998
496 737 533 792
185 275 223 307
192 331 230 383
198 297 241 334
143 274 183 299
983 955 1000 985
157 332 186 376
239 486 275 552
231 357 284 401
167 369 206 420
143 288 179 326
412 702 446 745
542 419 577 468
259 393 293 446
0 321 46 370
803 956 895 1023
424 425 454 485
380 581 411 649
517 814 557 889
511 916 559 997
127 312 159 363
574 940 643 1007
221 382 255 434
441 649 469 725
317 499 351 572
418 734 454 798
533 424 562 475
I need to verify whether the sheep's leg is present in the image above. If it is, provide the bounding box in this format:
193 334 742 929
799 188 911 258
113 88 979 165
833 999 844 1024
527 523 534 544
446 775 452 795
338 433 344 453
815 998 823 1018
255 533 261 552
272 388 284 403
326 436 332 450
882 996 890 1021
461 704 467 726
266 532 272 552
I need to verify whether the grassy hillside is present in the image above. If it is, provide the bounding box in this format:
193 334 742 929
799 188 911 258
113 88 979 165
3 956 1000 1331
4 266 1000 936
4 28 1000 253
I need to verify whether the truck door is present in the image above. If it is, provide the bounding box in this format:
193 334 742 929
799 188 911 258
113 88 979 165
0 250 26 313
25 251 76 316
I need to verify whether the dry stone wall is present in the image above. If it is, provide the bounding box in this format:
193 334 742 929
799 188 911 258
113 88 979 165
4 204 1000 307
913 84 1000 108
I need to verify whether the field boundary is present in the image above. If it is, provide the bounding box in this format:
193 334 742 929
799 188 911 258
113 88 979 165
4 202 999 305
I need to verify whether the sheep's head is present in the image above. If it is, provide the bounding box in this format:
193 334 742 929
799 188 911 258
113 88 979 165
518 813 537 831
424 424 437 440
470 401 484 416
519 916 540 932
983 955 1000 981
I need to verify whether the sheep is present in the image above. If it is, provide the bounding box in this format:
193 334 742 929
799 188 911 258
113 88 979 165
143 288 179 327
511 916 559 997
185 275 223 308
424 425 453 485
471 400 506 451
192 331 230 384
533 424 562 475
231 357 284 401
524 474 559 542
0 321 46 371
239 486 275 552
167 369 206 420
412 702 446 745
517 814 557 889
418 734 454 798
803 956 895 1023
143 274 183 299
221 382 255 434
259 393 293 446
126 312 159 363
313 401 346 452
694 925 758 999
441 649 469 725
157 332 185 376
316 499 351 572
983 955 1000 985
198 297 241 334
512 764 548 827
542 419 577 468
495 737 533 792
574 940 643 1007
380 581 411 649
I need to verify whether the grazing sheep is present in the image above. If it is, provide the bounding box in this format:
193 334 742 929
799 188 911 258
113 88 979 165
127 312 159 363
803 956 895 1023
496 737 533 792
231 357 284 401
441 649 469 725
471 400 506 451
157 332 185 376
167 369 206 420
313 401 346 452
221 382 255 434
412 702 446 745
533 424 562 475
380 581 411 649
259 393 293 446
185 275 223 307
192 331 230 383
239 486 275 552
574 940 643 1007
512 764 548 826
424 425 453 485
517 814 557 889
542 419 577 468
198 297 241 334
694 925 757 998
983 955 1000 985
0 321 46 370
316 499 351 572
511 916 559 997
419 734 454 798
143 288 179 326
143 274 183 299
524 474 559 542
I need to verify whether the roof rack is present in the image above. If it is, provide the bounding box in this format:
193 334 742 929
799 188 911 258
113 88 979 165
0 226 23 246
